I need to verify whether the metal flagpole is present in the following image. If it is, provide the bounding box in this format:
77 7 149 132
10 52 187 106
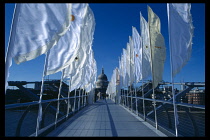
134 50 137 114
81 88 84 107
142 80 146 121
141 34 146 121
168 4 179 135
73 89 77 113
35 51 50 137
148 5 158 129
78 88 81 110
130 42 132 111
84 91 87 106
66 74 72 119
135 82 138 115
125 89 127 107
153 88 158 129
5 4 17 94
55 69 65 128
83 88 85 106
124 89 126 106
124 89 126 107
171 79 178 136
122 89 124 105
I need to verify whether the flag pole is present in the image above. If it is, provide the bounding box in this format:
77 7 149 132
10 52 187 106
66 74 72 119
133 41 138 115
167 4 179 136
5 4 17 94
78 88 81 110
81 87 84 107
129 42 132 110
55 69 65 128
148 5 158 129
73 89 77 113
141 30 146 121
35 51 50 137
142 80 146 120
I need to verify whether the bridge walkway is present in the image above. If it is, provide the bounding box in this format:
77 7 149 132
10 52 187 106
47 99 167 137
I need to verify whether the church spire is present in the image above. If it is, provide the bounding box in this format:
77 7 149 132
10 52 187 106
102 67 104 74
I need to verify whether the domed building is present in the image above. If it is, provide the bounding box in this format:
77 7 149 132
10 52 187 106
95 68 109 101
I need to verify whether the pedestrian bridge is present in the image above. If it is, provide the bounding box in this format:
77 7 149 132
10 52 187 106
47 99 166 137
5 81 205 137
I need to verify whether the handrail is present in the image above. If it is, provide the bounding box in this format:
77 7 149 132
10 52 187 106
5 93 89 137
5 95 88 110
122 95 205 109
120 94 205 137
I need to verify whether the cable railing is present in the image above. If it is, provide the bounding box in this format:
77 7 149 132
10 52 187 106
5 92 89 137
119 91 205 137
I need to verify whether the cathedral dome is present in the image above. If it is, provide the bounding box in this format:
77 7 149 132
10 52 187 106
98 74 108 81
96 68 108 89
97 68 108 81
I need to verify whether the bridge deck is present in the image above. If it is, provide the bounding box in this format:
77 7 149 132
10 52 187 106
47 99 167 137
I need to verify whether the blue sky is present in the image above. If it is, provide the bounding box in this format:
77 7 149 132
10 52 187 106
5 3 205 86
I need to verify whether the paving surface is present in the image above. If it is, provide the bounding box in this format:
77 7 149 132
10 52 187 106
47 99 167 137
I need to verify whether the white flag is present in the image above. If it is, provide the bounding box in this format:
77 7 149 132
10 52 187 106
148 6 166 89
5 3 72 93
126 36 135 86
118 56 124 89
81 49 94 88
140 12 152 80
85 58 97 92
70 68 85 91
132 26 142 83
63 5 96 91
45 3 88 76
122 49 128 87
59 5 95 79
167 3 194 77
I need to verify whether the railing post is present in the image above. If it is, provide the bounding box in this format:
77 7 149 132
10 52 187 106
81 89 84 108
73 89 77 113
78 89 81 110
135 87 138 115
131 90 133 111
126 90 128 108
152 89 158 129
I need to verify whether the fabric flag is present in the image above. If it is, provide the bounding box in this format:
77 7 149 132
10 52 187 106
140 12 152 80
81 49 94 89
45 3 88 76
132 26 142 83
106 68 117 95
122 49 128 87
129 36 135 85
167 3 194 77
118 56 124 89
63 5 95 91
84 58 97 92
5 3 72 93
148 6 166 89
167 4 193 134
61 5 95 78
126 36 135 86
70 50 94 92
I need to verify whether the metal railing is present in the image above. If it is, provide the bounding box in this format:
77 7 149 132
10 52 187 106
5 92 89 137
119 91 205 137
